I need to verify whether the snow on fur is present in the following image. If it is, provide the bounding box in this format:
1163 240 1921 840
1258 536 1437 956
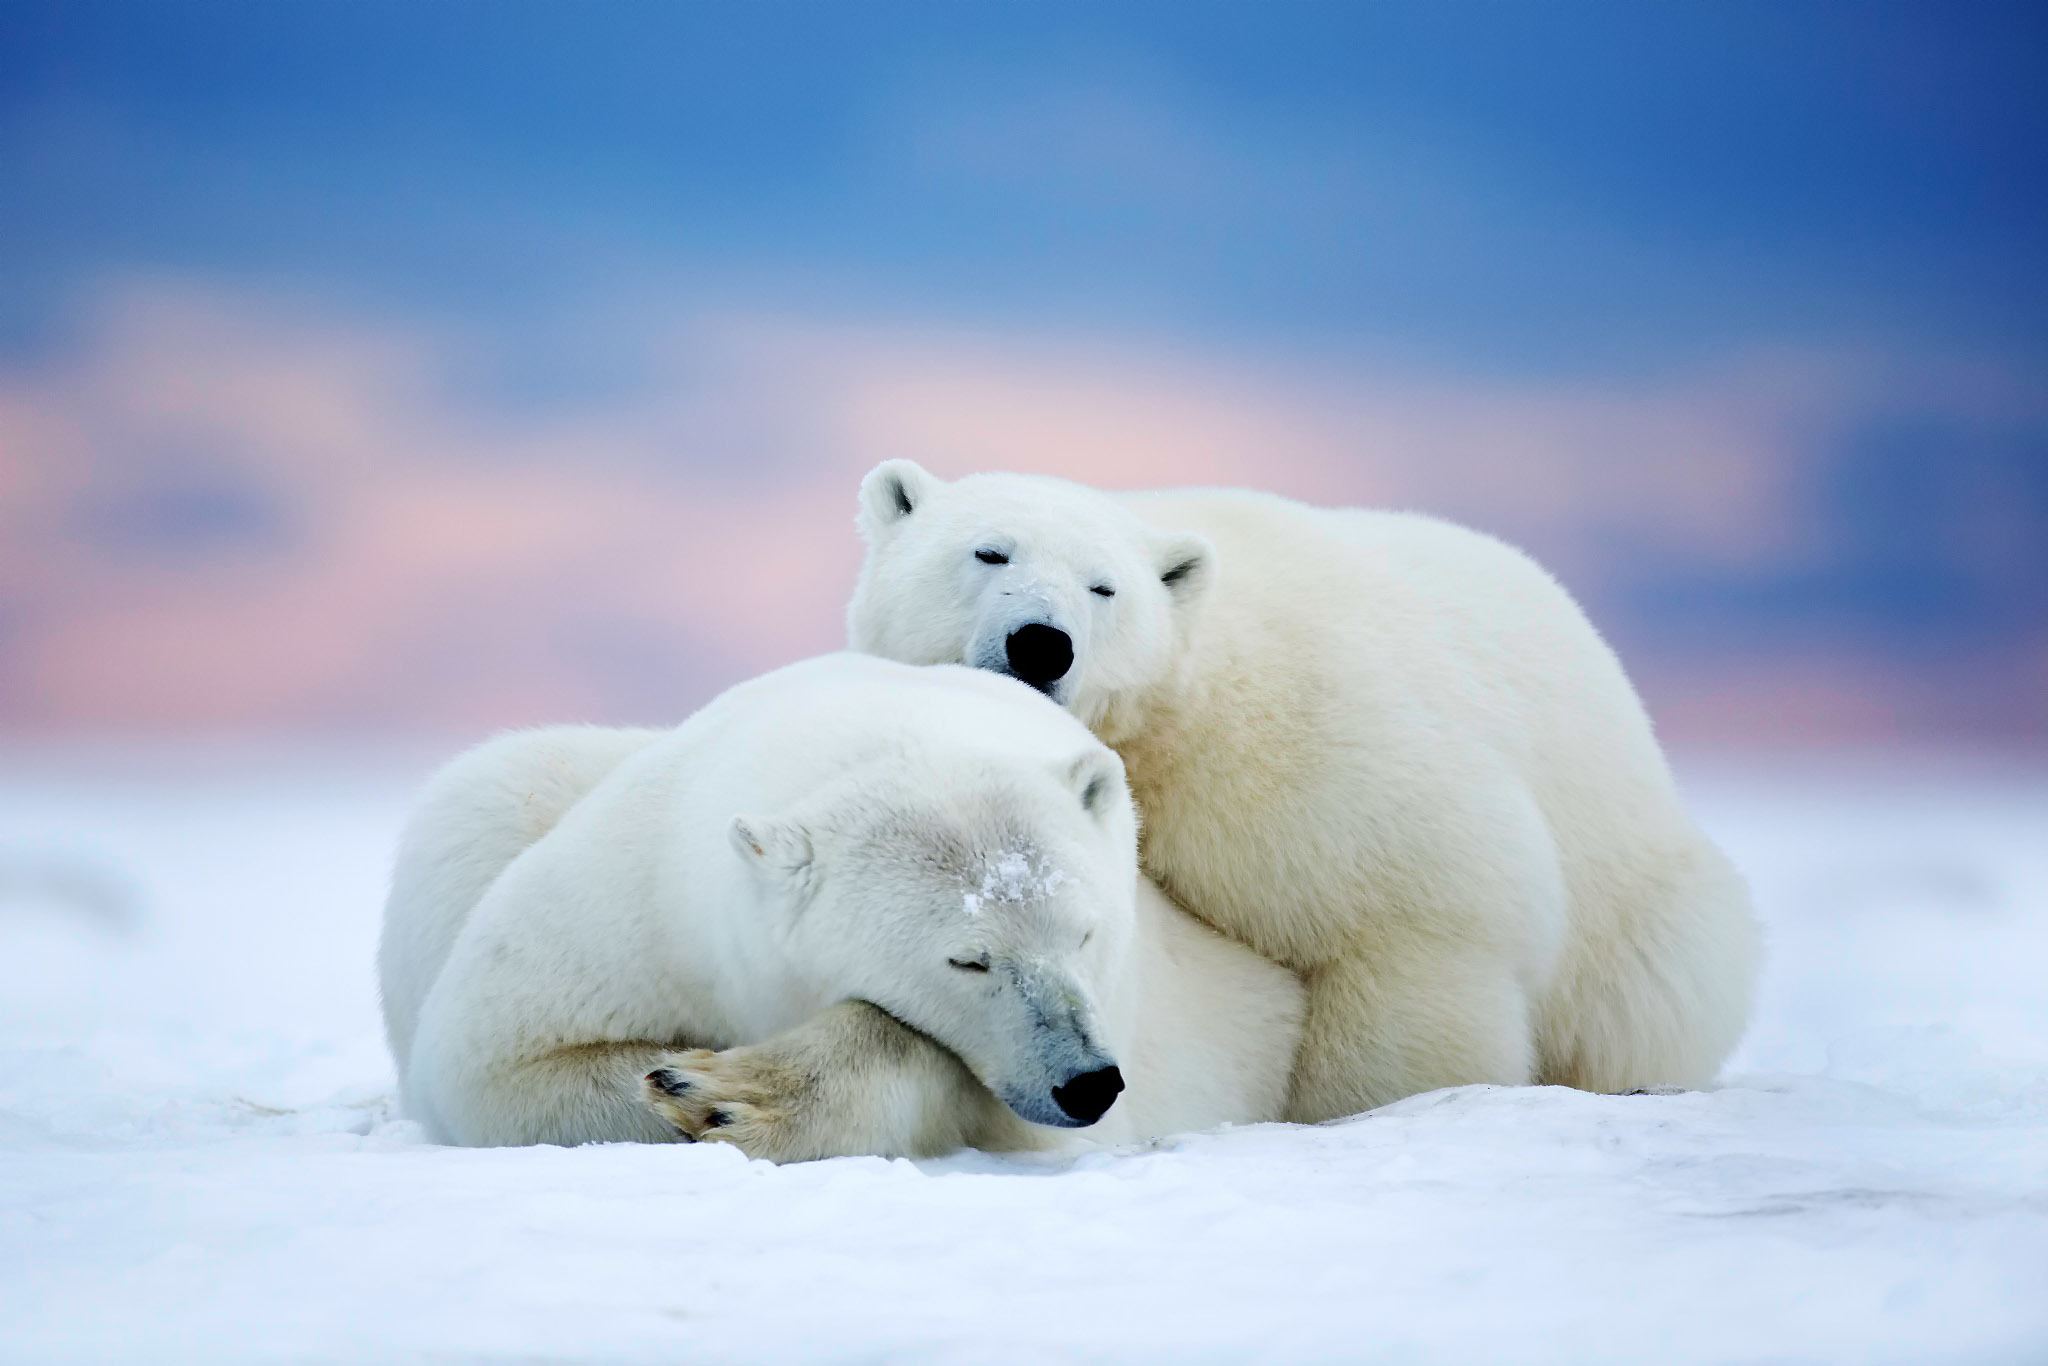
962 847 1067 917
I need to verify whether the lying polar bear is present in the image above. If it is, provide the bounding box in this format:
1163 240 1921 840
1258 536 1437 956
848 463 1761 1121
379 653 1302 1159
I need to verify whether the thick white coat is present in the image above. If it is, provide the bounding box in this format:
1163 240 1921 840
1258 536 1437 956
380 653 1301 1156
847 465 1761 1121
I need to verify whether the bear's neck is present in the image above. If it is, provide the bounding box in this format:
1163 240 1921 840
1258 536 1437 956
1092 650 1210 776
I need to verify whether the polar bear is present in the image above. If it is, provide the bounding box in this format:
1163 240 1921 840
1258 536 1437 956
846 463 1761 1122
379 653 1302 1159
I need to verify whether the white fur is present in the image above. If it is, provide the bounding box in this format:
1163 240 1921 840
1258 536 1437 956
847 464 1762 1121
379 653 1301 1156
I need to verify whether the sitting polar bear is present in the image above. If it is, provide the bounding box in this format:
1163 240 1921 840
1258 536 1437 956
847 462 1761 1121
379 652 1302 1159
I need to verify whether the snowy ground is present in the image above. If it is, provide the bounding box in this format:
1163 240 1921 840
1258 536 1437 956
2 751 2045 1364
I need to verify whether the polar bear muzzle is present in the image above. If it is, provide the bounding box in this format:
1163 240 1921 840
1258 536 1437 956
1000 1055 1125 1130
1004 623 1074 694
969 957 1128 1129
1051 1063 1125 1125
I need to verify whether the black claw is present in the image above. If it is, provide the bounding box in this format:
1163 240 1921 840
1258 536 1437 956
704 1108 730 1129
646 1069 692 1097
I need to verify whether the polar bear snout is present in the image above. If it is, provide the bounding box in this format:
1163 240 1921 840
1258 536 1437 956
1004 623 1074 694
980 967 1125 1128
1051 1063 1124 1125
999 1049 1124 1129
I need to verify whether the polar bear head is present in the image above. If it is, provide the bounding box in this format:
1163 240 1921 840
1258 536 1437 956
729 708 1140 1129
846 461 1212 738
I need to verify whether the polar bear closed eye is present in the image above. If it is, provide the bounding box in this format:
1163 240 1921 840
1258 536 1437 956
847 462 1761 1122
380 653 1301 1157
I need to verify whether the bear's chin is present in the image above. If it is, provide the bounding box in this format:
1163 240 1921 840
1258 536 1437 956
984 665 1071 708
996 1088 1093 1129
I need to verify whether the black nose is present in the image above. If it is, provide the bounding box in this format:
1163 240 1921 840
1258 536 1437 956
1051 1064 1124 1126
1005 624 1074 691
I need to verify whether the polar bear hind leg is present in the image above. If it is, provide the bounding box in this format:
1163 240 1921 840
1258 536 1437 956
1287 933 1538 1121
1277 777 1569 1122
1537 839 1760 1094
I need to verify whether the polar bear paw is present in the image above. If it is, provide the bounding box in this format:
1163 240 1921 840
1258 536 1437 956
642 1047 809 1159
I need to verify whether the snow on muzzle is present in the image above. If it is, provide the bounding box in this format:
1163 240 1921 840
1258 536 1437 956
989 963 1123 1129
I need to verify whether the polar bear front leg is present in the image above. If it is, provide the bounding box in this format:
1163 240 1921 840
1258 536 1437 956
1286 940 1539 1123
410 1035 699 1147
641 1000 1042 1162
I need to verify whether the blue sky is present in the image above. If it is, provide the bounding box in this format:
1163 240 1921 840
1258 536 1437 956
5 1 2043 371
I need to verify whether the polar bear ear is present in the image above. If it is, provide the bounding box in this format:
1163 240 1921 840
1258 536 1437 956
1066 750 1129 823
1154 531 1214 608
729 814 815 892
857 460 939 540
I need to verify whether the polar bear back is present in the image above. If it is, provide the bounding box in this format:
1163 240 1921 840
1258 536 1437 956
1118 489 1698 954
1121 489 1666 784
379 724 667 1070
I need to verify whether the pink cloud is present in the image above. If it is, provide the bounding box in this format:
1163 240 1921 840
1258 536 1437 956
1 278 2037 745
